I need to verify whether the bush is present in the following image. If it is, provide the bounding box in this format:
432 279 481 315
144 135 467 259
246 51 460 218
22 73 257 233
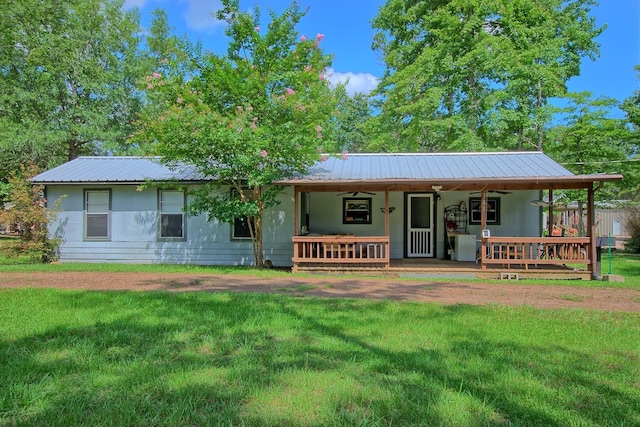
0 164 61 263
624 205 640 253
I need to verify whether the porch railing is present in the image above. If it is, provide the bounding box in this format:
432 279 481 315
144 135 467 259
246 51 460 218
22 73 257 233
292 235 390 270
480 237 592 270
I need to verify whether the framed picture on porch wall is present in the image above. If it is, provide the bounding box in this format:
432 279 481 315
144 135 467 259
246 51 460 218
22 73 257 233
343 198 372 224
469 197 501 225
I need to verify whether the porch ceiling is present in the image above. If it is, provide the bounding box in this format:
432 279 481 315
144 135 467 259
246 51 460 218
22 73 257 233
290 174 624 193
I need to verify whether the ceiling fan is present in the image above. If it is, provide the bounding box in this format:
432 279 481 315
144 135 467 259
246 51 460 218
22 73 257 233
470 190 512 195
337 191 376 196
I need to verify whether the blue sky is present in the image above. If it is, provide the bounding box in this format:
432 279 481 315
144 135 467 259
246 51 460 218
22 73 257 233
124 0 639 101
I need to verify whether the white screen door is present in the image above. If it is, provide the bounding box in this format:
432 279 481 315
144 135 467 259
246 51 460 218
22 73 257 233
407 194 433 257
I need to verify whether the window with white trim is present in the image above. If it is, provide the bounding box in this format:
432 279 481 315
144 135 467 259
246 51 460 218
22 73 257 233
159 190 185 239
85 190 110 240
469 197 501 225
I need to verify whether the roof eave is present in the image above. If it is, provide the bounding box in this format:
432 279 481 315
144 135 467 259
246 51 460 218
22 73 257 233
277 174 624 191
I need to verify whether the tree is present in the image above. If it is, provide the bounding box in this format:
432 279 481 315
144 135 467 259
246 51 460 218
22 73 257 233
136 0 337 267
545 92 634 234
326 85 372 153
0 0 153 179
0 164 62 262
621 65 640 201
370 0 603 152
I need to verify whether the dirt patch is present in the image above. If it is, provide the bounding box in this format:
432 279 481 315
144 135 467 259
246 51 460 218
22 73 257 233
1 271 639 312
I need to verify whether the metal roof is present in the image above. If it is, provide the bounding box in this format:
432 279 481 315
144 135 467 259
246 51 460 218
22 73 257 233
31 157 206 184
278 152 574 183
32 152 619 188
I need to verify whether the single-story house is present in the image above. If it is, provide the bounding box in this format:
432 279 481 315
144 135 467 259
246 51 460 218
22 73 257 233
32 152 623 279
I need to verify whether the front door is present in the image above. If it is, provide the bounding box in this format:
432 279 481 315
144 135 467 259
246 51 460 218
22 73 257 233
406 193 434 257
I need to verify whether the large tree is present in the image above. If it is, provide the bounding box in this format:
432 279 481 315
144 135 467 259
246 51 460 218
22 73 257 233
0 0 155 178
370 0 604 152
136 0 337 267
326 85 372 153
545 92 635 233
620 65 640 201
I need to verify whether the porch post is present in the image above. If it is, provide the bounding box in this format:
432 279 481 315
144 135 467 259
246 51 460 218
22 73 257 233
384 190 390 237
587 185 597 277
294 187 299 236
480 190 487 271
548 188 554 236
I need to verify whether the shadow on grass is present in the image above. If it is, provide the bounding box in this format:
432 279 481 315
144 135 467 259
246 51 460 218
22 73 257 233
0 290 638 426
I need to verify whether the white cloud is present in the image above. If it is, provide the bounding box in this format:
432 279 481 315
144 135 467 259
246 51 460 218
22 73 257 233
180 0 225 32
326 68 379 97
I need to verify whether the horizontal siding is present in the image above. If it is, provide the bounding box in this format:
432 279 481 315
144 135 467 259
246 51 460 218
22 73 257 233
49 185 296 267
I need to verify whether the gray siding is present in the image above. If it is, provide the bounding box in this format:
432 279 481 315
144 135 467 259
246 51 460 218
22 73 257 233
47 185 295 267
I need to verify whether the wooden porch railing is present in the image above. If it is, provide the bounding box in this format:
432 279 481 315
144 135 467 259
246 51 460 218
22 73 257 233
292 235 390 270
480 237 592 270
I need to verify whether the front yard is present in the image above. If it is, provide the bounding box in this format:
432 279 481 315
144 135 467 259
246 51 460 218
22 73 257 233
1 287 639 426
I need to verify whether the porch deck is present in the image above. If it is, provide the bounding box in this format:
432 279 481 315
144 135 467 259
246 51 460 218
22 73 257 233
294 258 592 280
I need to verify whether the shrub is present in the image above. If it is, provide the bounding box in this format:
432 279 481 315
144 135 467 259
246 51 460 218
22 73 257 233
624 205 640 253
0 164 61 263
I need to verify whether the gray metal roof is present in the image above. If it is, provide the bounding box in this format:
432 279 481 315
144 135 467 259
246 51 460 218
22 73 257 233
31 157 206 184
32 152 583 185
279 152 574 183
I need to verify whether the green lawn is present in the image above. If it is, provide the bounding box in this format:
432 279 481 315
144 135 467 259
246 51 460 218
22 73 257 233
1 288 639 426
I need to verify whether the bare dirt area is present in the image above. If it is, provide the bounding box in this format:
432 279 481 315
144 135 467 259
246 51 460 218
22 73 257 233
1 271 639 312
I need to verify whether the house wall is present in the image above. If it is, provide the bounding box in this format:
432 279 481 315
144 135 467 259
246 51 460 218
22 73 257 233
308 190 540 259
46 185 296 266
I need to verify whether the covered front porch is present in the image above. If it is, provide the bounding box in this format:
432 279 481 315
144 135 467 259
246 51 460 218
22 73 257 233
292 234 592 280
278 153 622 280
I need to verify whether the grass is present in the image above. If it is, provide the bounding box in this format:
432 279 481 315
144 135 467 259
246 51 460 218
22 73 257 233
1 288 639 426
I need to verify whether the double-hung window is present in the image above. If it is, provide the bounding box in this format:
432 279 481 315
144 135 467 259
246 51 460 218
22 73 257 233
85 190 111 240
159 190 185 239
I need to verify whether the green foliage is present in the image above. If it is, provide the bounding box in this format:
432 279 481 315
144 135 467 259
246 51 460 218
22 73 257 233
370 0 604 152
545 92 636 203
326 86 372 152
136 0 338 266
621 65 640 200
0 164 62 263
0 0 184 186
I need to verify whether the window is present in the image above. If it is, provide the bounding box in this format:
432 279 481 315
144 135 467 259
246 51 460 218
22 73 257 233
469 197 500 225
85 190 110 240
233 215 252 239
159 190 185 239
343 198 372 224
231 188 253 239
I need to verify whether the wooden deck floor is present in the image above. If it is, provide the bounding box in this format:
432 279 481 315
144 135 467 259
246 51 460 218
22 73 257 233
296 258 592 280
